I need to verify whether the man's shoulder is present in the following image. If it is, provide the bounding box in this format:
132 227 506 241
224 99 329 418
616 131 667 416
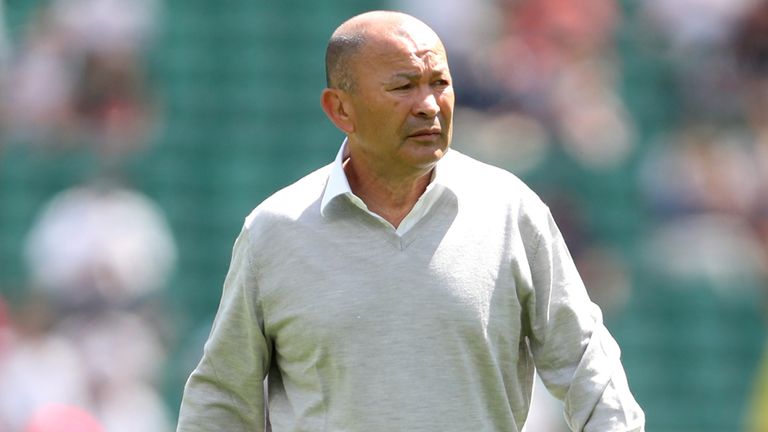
445 150 552 232
244 163 331 229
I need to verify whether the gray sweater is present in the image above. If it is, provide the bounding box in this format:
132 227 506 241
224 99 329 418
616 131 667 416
177 150 645 432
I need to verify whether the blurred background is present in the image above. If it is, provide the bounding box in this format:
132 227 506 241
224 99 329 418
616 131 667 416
0 0 767 431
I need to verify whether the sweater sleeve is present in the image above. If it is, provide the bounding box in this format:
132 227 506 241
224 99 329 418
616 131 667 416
524 209 645 432
177 226 272 432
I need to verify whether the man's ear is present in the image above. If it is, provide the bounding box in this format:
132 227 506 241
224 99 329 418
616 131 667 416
321 88 355 134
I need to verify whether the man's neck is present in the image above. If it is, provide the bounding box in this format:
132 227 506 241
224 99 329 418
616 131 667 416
343 157 433 229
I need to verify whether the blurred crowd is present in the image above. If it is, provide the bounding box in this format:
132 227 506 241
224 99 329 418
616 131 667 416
0 0 175 431
0 0 157 155
2 0 768 430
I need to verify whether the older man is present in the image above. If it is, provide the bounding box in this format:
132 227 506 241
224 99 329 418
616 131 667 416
176 10 645 432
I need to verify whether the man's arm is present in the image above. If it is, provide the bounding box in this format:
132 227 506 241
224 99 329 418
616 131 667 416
177 226 271 432
524 209 645 432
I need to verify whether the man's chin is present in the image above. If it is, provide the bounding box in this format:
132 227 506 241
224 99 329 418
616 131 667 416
402 144 449 169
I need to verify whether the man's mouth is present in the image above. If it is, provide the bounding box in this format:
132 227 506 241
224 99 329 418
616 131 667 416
408 128 442 139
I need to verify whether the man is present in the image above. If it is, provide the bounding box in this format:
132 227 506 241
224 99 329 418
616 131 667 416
177 10 645 432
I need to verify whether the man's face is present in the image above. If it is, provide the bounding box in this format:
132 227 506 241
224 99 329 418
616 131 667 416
345 27 455 174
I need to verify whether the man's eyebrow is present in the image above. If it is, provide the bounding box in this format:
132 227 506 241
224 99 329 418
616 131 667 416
391 71 421 80
390 68 449 80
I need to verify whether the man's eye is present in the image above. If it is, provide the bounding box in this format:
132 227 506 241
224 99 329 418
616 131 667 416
433 79 450 87
394 83 413 90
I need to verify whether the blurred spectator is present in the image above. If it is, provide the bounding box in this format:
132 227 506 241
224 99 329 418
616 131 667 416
24 181 176 307
547 57 635 169
56 309 172 432
2 7 73 145
733 0 768 177
641 125 764 218
0 178 178 431
642 0 756 49
642 212 768 290
0 295 91 431
635 0 768 292
0 290 174 432
639 125 768 291
497 0 635 169
2 0 158 156
637 0 758 120
50 0 157 53
637 0 768 283
495 0 619 103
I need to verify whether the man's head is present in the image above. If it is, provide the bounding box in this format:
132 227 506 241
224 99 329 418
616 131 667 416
321 11 455 177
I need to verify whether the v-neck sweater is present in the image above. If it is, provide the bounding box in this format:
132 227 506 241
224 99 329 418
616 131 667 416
177 149 645 432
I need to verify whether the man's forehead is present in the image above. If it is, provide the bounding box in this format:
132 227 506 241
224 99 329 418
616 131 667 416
362 48 449 82
362 39 450 82
365 30 447 65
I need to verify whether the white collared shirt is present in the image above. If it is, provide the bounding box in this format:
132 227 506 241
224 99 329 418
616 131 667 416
320 140 446 236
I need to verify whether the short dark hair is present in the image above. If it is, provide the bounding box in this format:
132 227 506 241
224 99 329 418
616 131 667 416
325 32 366 92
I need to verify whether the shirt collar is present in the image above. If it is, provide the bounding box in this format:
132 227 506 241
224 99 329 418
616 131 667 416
320 139 354 216
320 139 448 216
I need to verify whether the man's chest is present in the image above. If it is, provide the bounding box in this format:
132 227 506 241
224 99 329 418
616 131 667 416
256 226 526 364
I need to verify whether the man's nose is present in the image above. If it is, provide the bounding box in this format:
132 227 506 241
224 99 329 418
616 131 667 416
413 87 440 118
